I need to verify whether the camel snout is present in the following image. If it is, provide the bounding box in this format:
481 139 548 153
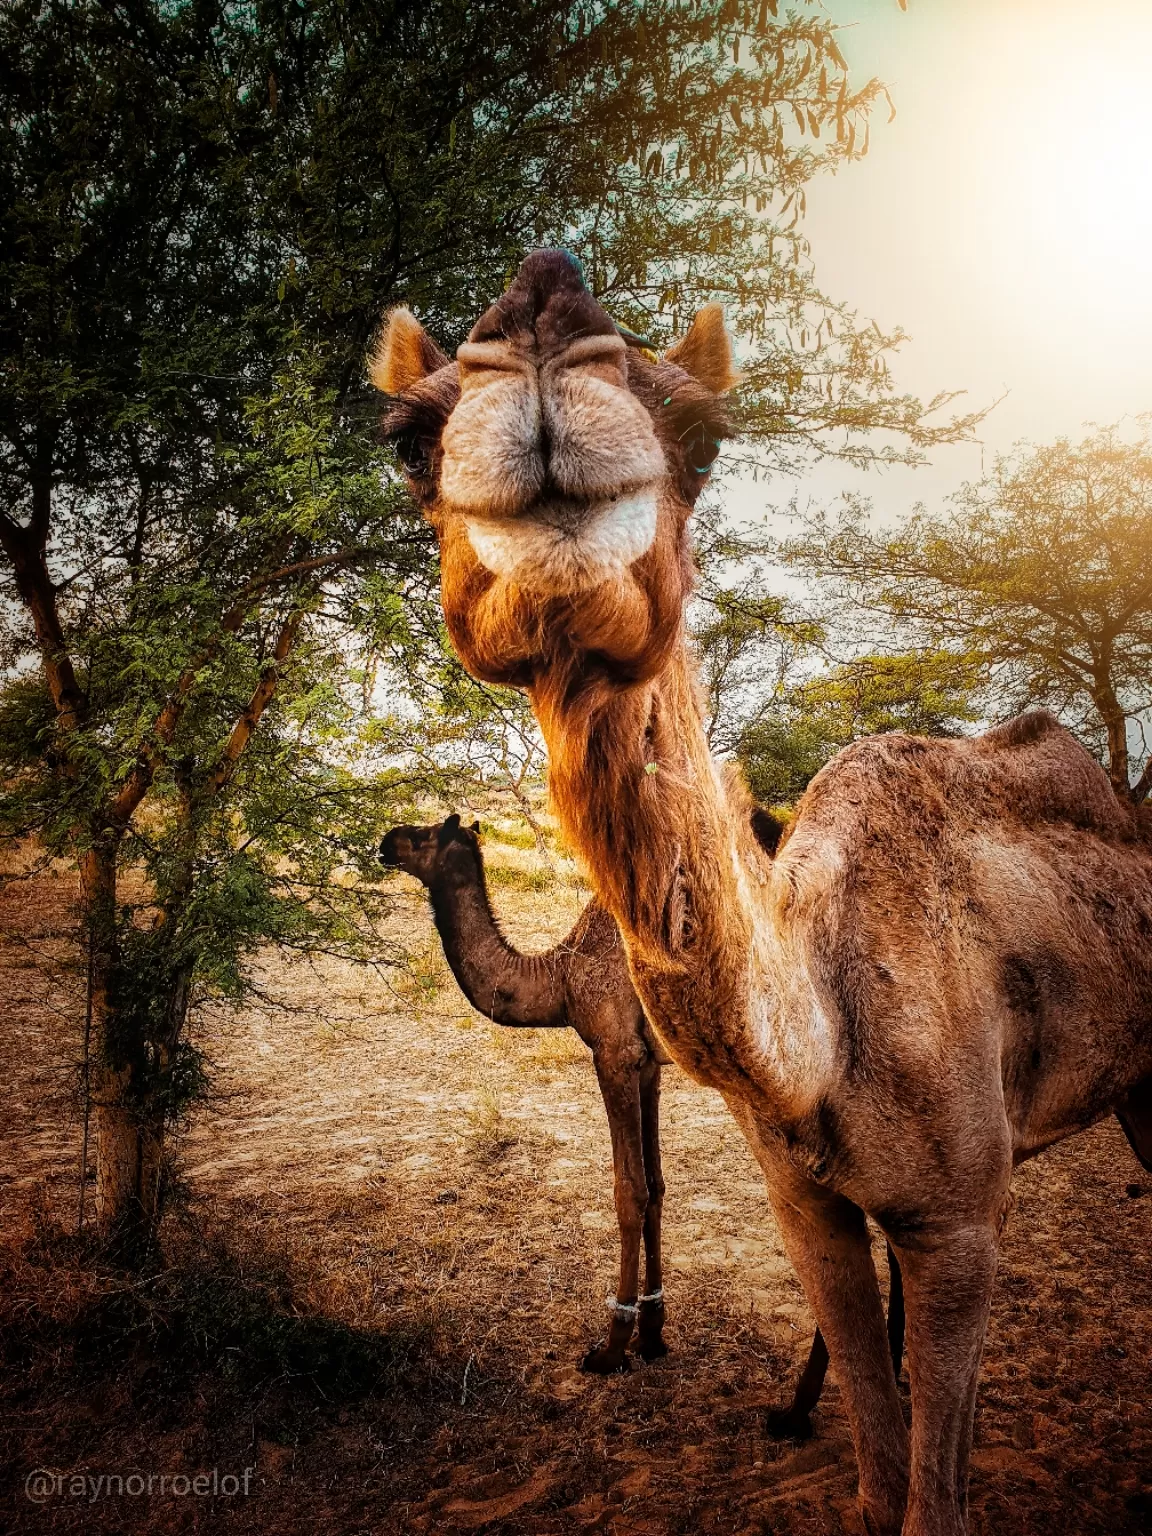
440 334 663 523
379 830 411 868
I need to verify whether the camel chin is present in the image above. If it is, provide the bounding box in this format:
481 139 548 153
463 487 659 594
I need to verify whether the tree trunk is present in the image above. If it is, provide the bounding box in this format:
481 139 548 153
1103 709 1130 795
79 836 163 1249
1090 671 1131 797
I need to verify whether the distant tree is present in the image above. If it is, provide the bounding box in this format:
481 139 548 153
688 498 978 803
0 0 978 1246
786 427 1152 801
735 650 979 805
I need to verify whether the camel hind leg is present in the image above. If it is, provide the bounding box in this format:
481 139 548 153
580 1050 647 1374
1117 1075 1152 1171
636 1058 668 1360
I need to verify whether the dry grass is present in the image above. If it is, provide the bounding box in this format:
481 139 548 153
0 834 1150 1536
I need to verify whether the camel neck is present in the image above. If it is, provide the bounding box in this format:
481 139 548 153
530 644 772 1087
425 850 566 1028
537 642 761 1001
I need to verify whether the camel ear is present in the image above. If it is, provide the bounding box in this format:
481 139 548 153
369 308 449 394
440 813 461 840
664 305 741 394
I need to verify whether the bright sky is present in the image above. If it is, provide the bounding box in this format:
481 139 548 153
737 0 1152 523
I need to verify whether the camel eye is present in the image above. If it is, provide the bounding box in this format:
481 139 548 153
391 430 430 478
680 421 721 473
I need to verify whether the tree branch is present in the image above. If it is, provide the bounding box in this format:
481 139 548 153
104 536 327 827
1129 758 1152 807
204 610 304 799
0 512 87 731
231 548 370 606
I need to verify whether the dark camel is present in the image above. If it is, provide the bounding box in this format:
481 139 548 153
372 250 1152 1532
381 813 667 1372
381 814 905 1416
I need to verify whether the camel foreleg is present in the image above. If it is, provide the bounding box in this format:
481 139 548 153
767 1242 905 1442
765 1175 910 1535
897 1223 999 1536
580 1055 647 1374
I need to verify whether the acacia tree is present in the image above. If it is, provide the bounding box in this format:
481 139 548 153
735 650 980 804
785 427 1152 801
0 0 977 1246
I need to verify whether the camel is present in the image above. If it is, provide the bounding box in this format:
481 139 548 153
371 250 1152 1536
380 812 670 1373
380 812 908 1409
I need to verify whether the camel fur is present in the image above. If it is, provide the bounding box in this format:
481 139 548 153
380 813 668 1373
380 813 905 1416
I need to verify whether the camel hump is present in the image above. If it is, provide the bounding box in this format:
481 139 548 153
972 710 1133 838
977 708 1066 751
799 710 1133 845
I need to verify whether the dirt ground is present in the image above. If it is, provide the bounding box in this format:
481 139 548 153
1 838 1150 1536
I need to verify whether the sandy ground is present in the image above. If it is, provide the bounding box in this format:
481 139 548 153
0 847 1150 1536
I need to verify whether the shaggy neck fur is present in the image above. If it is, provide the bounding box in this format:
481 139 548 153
530 644 816 1113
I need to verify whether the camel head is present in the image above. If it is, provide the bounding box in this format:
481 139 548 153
372 249 739 688
379 814 482 888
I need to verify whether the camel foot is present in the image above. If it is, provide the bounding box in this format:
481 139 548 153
637 1297 666 1361
764 1404 815 1441
636 1332 669 1361
580 1342 632 1375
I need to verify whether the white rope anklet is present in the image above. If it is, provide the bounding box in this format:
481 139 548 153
605 1287 664 1316
605 1296 638 1317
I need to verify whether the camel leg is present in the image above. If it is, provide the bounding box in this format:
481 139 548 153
897 1225 999 1536
767 1242 905 1441
636 1059 668 1361
765 1179 909 1534
1116 1075 1152 1171
580 1055 646 1375
766 1327 830 1440
887 1243 906 1378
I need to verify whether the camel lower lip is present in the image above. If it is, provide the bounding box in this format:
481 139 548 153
464 487 659 592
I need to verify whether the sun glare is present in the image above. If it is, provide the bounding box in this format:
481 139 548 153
798 0 1152 460
952 10 1152 339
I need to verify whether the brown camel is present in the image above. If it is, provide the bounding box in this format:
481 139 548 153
380 813 907 1408
371 251 1152 1535
380 812 669 1373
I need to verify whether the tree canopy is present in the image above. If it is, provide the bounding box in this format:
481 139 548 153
735 649 981 805
785 425 1152 801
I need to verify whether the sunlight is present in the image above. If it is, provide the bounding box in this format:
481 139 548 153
794 0 1152 506
951 7 1152 339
